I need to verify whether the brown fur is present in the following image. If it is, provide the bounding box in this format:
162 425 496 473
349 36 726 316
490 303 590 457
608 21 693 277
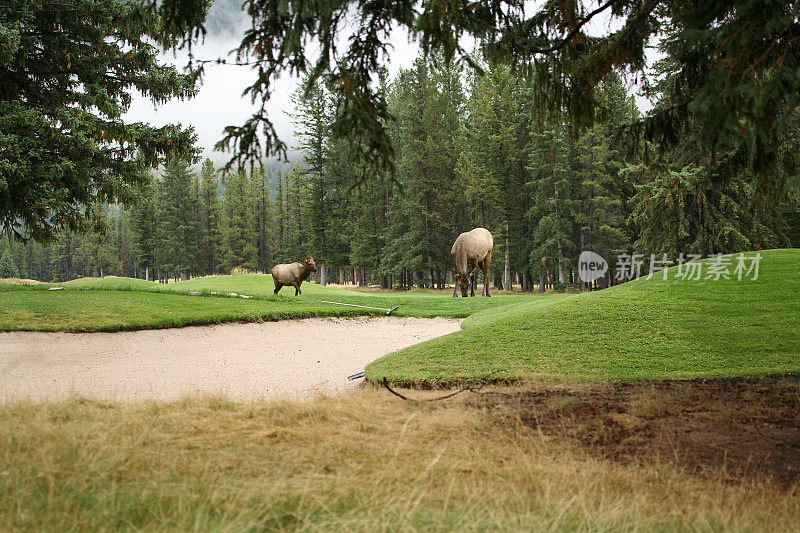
271 256 317 296
451 228 494 297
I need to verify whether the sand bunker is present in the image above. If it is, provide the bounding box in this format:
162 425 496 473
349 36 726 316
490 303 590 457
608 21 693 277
0 316 461 402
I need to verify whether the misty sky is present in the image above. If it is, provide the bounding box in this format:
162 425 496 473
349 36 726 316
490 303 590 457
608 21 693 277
124 4 656 170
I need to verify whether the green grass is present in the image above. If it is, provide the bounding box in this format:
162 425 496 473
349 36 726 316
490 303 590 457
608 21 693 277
5 250 798 382
62 276 158 291
367 249 800 382
0 274 551 332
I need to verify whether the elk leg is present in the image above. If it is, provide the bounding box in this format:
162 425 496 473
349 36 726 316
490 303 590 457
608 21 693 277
293 282 301 296
470 266 476 297
483 251 492 297
274 283 282 295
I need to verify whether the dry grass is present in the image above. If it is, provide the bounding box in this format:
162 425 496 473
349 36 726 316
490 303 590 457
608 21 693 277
0 277 42 286
1 385 798 531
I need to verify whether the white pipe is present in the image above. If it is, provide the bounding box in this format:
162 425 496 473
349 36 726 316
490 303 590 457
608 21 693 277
316 300 399 315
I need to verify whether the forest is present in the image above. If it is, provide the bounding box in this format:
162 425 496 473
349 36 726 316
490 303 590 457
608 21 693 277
3 57 800 290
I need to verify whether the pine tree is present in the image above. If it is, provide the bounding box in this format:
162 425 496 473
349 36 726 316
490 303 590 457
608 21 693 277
50 229 76 282
347 182 387 286
186 175 204 276
91 211 122 277
284 164 311 263
292 81 333 283
458 63 525 290
156 159 198 281
0 246 19 278
628 165 783 258
221 169 257 272
528 126 577 286
1 0 201 242
571 76 636 287
198 159 223 274
131 172 158 280
5 236 29 279
274 169 288 265
24 239 53 281
116 215 135 277
253 166 275 273
396 57 466 288
628 62 793 261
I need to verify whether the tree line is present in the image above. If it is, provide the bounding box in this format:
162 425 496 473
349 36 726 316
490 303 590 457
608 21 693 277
4 56 799 289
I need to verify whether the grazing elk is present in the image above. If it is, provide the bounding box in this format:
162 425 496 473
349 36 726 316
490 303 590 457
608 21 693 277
451 228 494 297
271 256 317 295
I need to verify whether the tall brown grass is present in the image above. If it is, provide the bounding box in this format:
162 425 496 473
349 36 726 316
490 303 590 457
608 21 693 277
0 389 797 531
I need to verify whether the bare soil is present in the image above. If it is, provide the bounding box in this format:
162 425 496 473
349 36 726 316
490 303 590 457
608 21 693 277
458 375 800 486
0 316 461 402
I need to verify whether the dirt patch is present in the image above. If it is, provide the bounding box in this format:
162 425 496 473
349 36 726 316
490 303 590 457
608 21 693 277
462 376 800 486
0 316 461 402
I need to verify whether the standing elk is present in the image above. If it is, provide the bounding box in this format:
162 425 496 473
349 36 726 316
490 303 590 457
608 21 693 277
451 228 494 297
271 256 317 295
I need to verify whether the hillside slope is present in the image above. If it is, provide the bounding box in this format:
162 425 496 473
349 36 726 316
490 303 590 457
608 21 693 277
366 249 800 382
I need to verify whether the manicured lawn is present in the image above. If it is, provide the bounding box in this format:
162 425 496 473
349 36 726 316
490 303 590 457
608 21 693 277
170 274 551 317
0 287 364 332
0 275 551 331
5 250 798 382
367 249 800 382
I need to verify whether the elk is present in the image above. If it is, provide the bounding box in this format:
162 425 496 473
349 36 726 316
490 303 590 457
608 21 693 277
451 228 494 297
271 256 317 295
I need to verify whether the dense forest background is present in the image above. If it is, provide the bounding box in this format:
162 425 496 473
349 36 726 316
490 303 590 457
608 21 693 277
3 55 800 290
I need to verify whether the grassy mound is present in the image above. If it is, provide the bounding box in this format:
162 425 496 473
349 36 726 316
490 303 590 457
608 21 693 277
62 276 158 291
367 249 800 382
0 274 550 331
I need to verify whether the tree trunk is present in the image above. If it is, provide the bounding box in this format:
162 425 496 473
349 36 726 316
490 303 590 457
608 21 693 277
318 262 327 285
579 228 587 291
553 182 566 284
503 226 512 290
539 273 545 292
493 270 503 290
181 271 188 282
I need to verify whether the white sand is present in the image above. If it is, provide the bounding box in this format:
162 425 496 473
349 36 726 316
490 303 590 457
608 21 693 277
0 316 461 402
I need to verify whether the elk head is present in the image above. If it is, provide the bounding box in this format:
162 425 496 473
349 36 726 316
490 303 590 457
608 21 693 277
455 265 476 297
304 256 317 273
